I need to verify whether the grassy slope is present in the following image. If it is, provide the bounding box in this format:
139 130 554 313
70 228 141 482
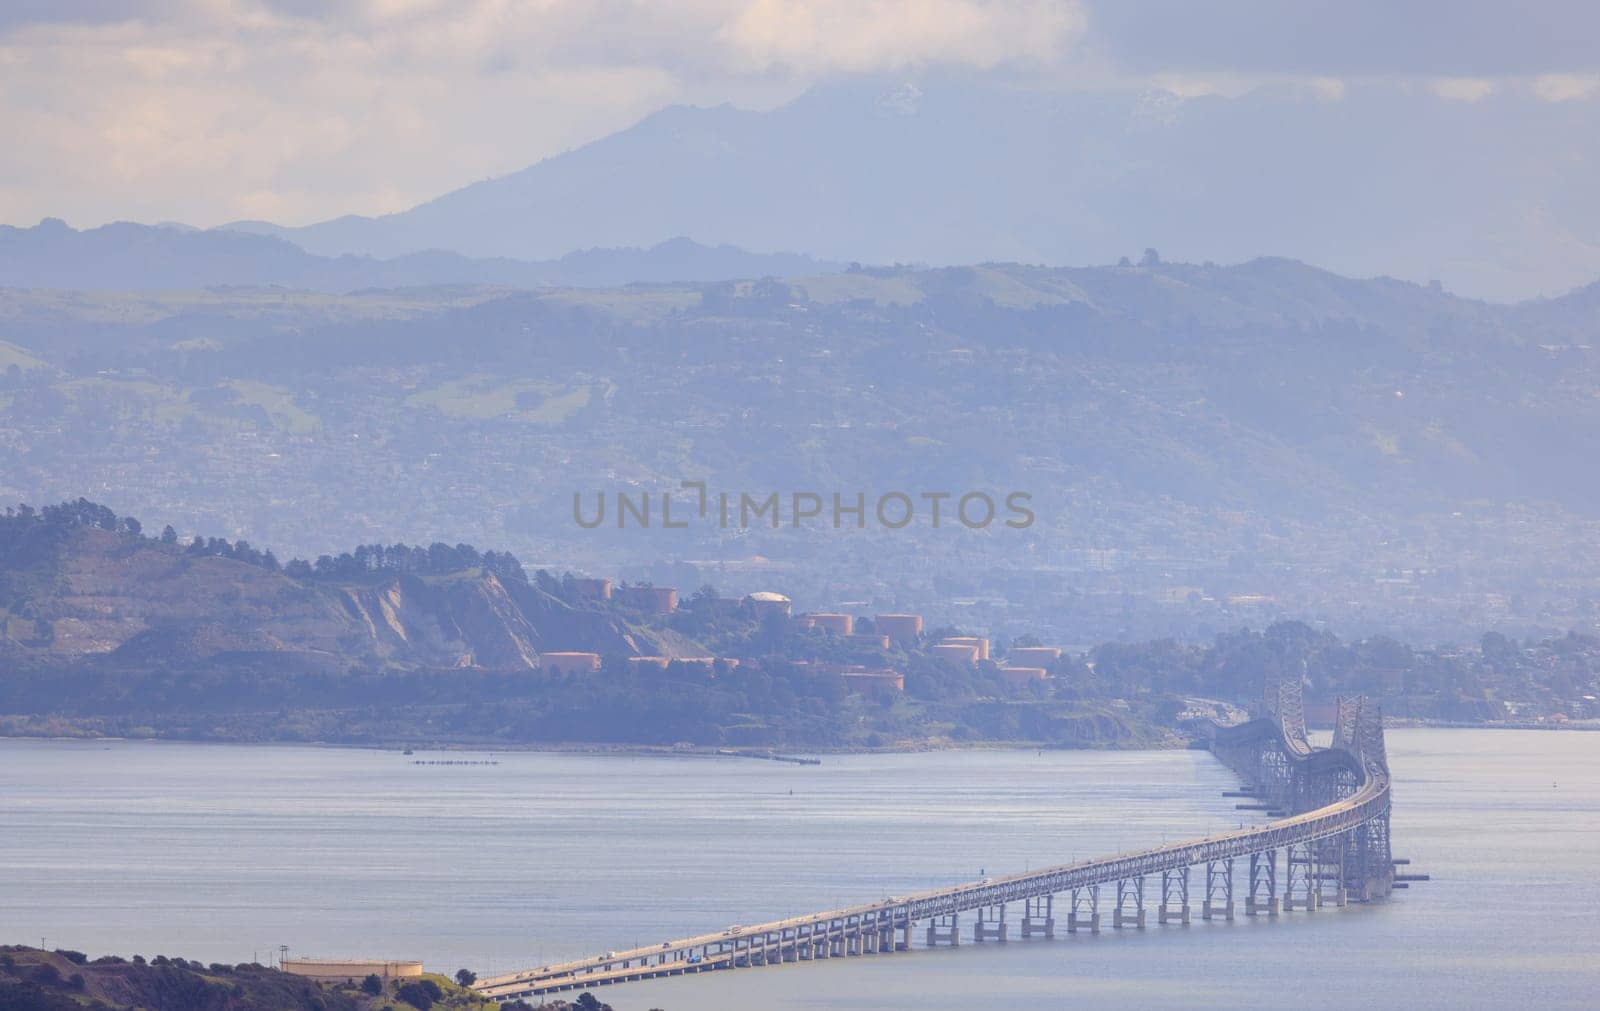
0 948 608 1011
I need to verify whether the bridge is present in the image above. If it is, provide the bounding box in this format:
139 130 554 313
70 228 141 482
477 682 1400 1002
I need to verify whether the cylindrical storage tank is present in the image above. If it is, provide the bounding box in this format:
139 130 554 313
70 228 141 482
670 657 718 674
808 613 854 636
616 586 678 613
1007 646 1062 666
932 642 981 665
541 651 602 675
745 591 793 618
998 666 1048 685
942 636 990 660
874 614 924 646
571 577 613 600
280 960 423 983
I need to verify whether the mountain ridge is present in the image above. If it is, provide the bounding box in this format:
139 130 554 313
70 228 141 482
0 218 839 292
215 76 1600 301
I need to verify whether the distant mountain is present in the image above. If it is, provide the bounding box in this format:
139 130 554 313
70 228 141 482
0 218 837 292
232 75 1600 302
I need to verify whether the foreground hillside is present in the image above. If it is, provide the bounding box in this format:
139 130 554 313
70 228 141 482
0 947 607 1011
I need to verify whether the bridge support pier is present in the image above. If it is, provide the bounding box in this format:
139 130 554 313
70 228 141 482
1203 858 1235 920
1285 841 1319 912
1113 876 1146 929
897 918 912 951
973 903 1008 942
1021 894 1055 938
1246 849 1279 916
1068 884 1100 933
1318 834 1349 907
926 913 960 947
1159 866 1190 924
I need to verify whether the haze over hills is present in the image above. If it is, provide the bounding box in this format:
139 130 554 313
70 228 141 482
4 256 1600 646
220 75 1600 302
0 219 837 292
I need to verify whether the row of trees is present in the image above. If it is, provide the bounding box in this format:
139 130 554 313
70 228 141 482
4 498 531 587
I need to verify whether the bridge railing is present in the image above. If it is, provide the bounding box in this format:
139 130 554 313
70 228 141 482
479 680 1393 999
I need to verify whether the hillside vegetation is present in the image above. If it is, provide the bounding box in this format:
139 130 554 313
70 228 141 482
0 947 611 1011
4 257 1600 646
4 499 1596 748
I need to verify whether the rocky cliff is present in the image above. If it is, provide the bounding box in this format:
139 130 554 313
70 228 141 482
0 525 660 674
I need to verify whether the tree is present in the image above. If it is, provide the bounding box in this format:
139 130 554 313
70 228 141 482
1140 247 1161 266
161 525 178 544
361 974 383 995
453 968 476 987
394 981 433 1010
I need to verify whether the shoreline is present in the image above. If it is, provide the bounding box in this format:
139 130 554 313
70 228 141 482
1 720 1593 759
0 729 1186 757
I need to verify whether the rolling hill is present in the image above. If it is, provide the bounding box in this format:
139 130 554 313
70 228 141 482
0 218 836 292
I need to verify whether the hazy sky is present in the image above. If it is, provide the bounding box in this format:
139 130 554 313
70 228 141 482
1 1 1598 230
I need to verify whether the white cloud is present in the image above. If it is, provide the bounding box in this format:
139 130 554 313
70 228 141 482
716 0 1082 74
1531 73 1600 101
1430 77 1495 102
0 0 1086 228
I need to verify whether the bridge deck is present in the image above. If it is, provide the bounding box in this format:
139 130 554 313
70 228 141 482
480 701 1392 1001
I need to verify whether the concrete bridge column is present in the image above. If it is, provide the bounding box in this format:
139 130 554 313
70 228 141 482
897 918 912 952
926 913 960 946
1246 849 1279 916
1068 884 1101 933
1113 876 1146 929
1203 858 1235 920
973 903 1008 942
1159 866 1191 925
1021 894 1055 938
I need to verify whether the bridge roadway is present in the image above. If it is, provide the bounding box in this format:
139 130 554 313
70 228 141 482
478 688 1393 1002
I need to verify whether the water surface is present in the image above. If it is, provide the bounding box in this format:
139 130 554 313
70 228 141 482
2 731 1594 1008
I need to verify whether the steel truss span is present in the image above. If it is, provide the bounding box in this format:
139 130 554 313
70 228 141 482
477 684 1394 1001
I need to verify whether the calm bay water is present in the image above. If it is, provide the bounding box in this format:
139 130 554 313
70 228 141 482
2 730 1596 1009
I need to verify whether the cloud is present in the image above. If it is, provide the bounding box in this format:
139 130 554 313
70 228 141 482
1431 77 1496 102
1532 73 1600 102
716 0 1082 74
0 0 1084 228
1085 0 1600 77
